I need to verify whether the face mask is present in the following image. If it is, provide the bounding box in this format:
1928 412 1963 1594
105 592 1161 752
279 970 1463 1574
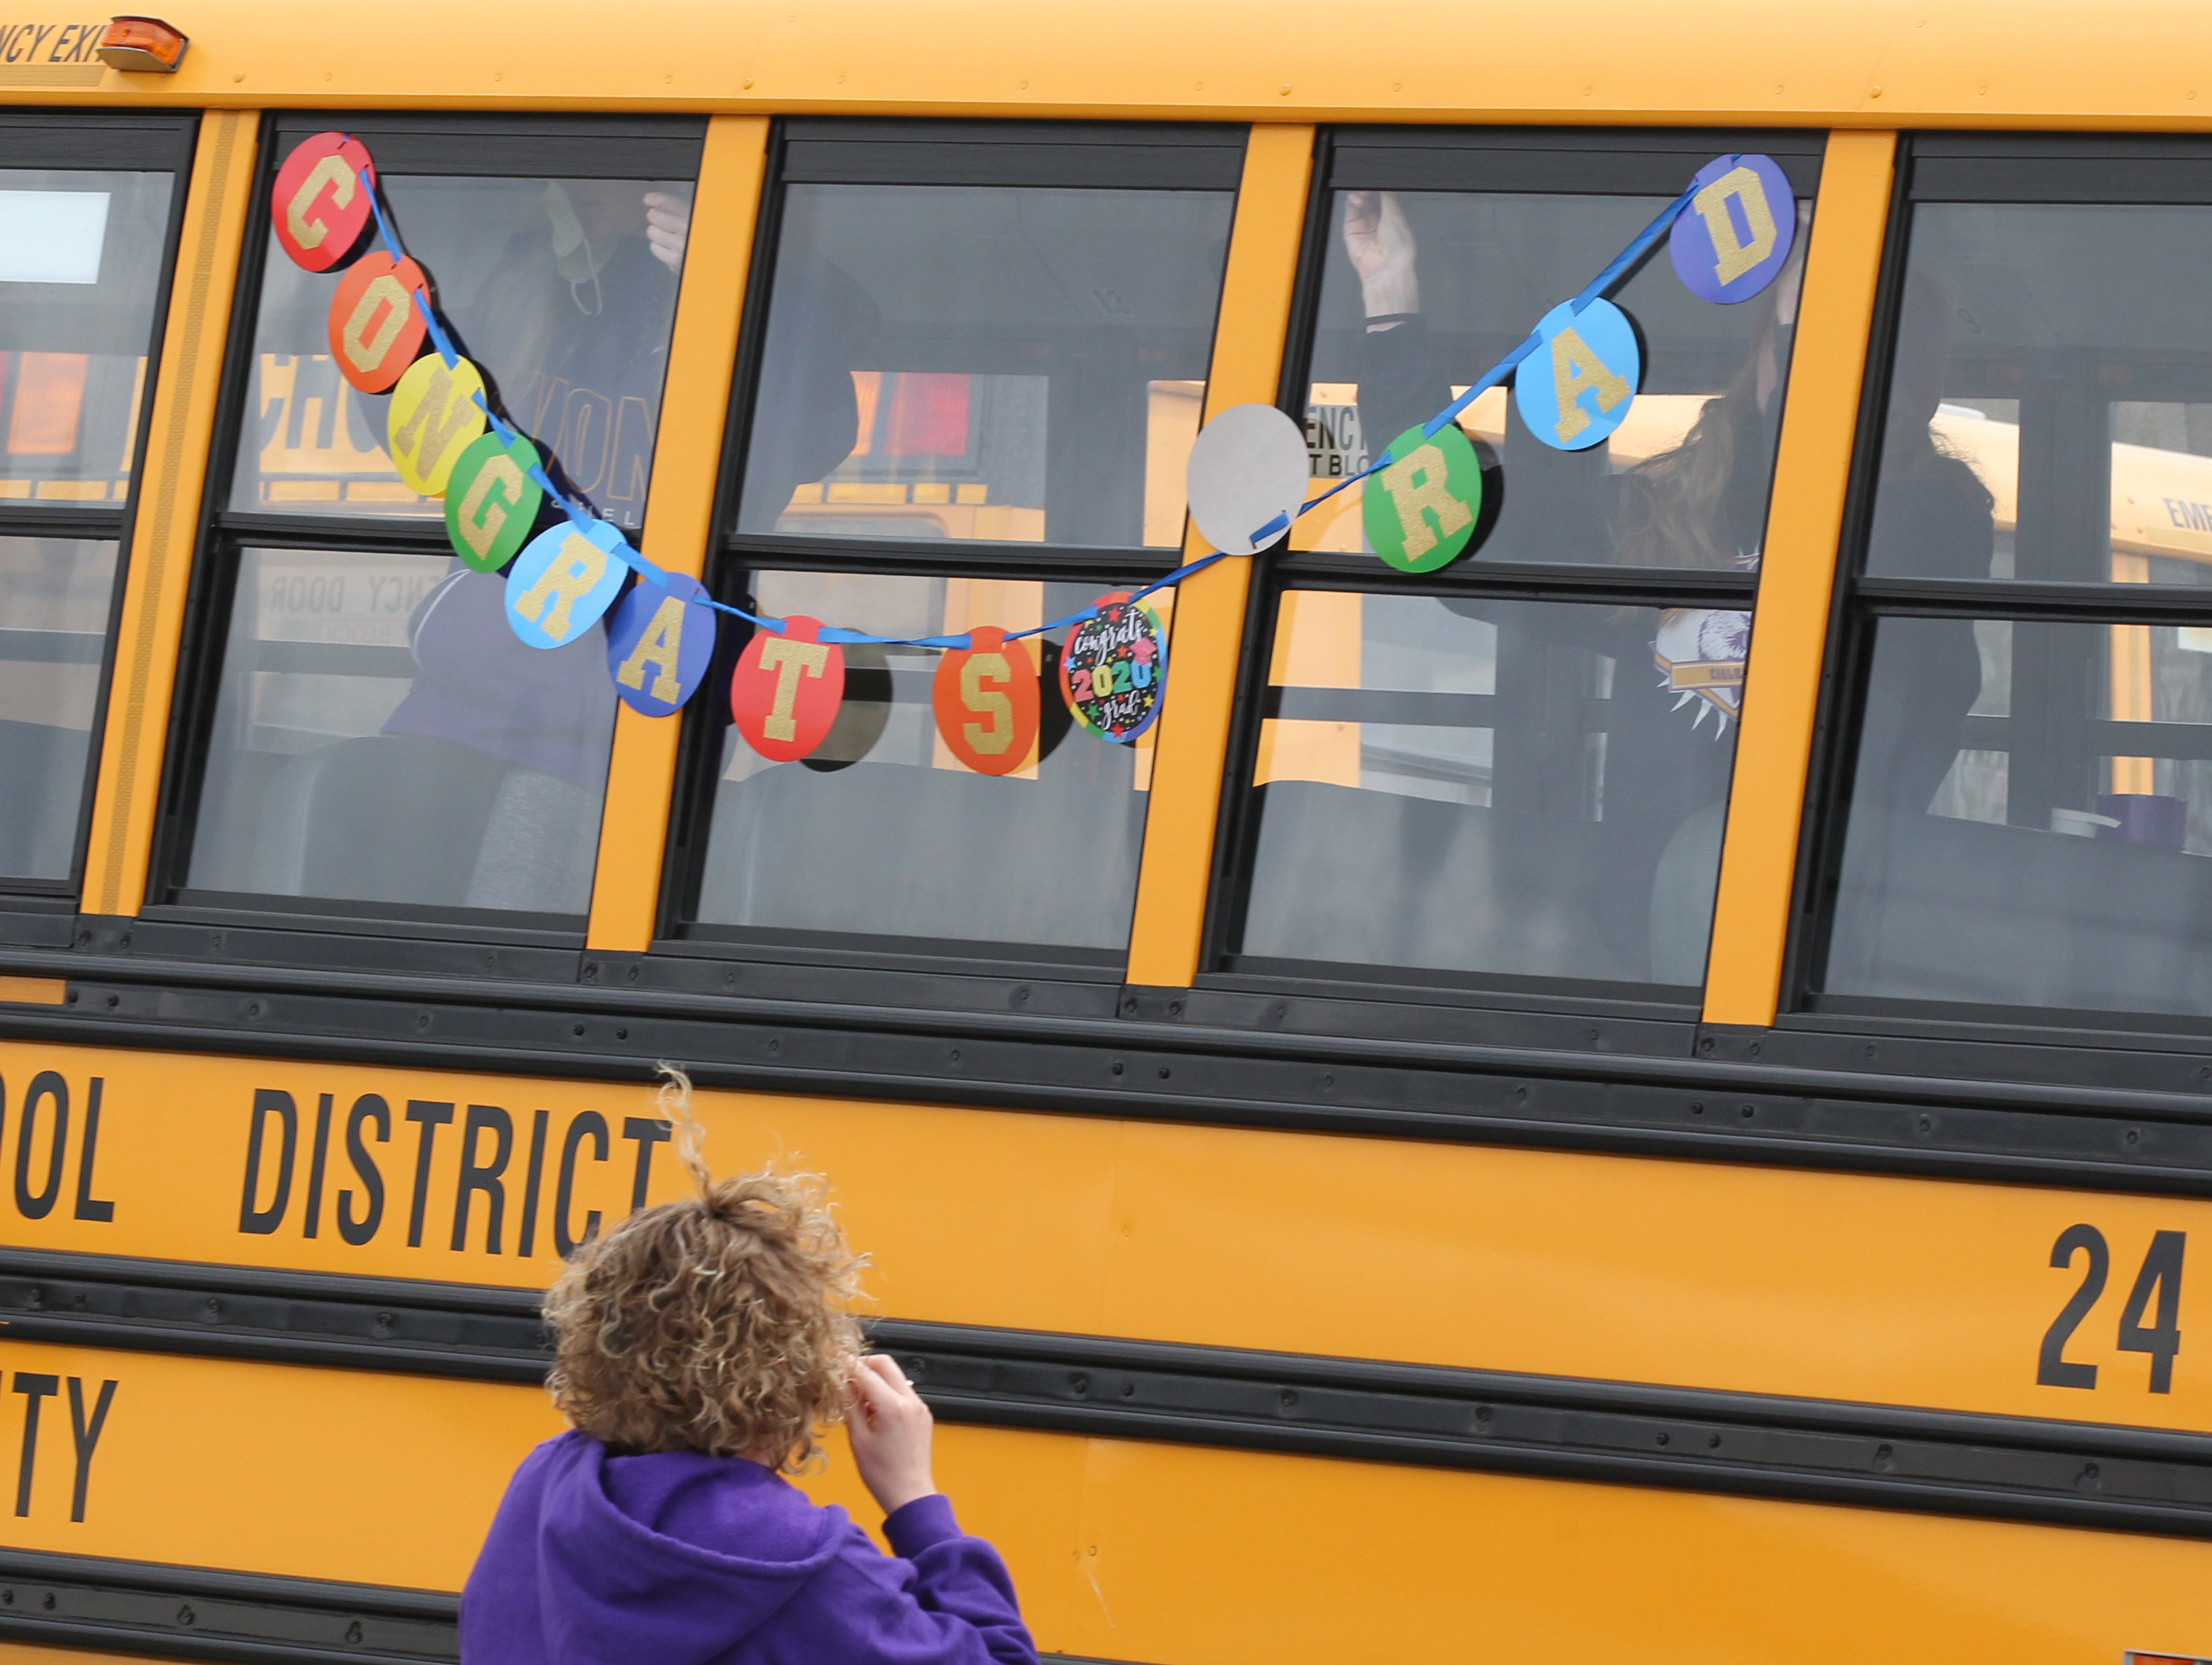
542 182 606 312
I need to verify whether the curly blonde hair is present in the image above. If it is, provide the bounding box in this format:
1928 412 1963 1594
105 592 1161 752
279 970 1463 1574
542 1071 865 1470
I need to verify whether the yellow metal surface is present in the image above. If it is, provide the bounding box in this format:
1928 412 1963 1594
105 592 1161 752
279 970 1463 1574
81 109 258 919
12 1039 2212 1434
5 1 2212 133
0 976 66 1005
1124 124 1312 989
0 1339 556 1590
1701 131 1896 1026
584 115 770 952
5 1351 2208 1665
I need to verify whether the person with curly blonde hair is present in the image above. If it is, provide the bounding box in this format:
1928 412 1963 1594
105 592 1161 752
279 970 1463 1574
460 1076 1035 1665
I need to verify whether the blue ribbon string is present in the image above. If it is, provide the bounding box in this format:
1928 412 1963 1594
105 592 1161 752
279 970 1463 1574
355 153 1709 656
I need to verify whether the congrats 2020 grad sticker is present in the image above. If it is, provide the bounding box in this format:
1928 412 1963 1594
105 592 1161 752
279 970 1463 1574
1058 592 1166 743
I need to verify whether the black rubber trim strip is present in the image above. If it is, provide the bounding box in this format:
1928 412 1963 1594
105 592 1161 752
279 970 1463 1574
0 1545 1129 1665
5 1251 2209 1541
13 946 2212 1199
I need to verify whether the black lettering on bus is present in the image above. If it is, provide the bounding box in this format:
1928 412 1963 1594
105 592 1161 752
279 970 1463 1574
337 1094 390 1247
301 1092 334 1240
453 1105 513 1254
237 1089 298 1235
72 1077 113 1223
554 1111 609 1257
13 1373 57 1517
621 1116 671 1213
15 1072 70 1222
403 1100 455 1249
516 1109 551 1258
66 1377 114 1523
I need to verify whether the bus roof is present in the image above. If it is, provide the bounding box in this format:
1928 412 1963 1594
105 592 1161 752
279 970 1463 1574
5 0 2212 130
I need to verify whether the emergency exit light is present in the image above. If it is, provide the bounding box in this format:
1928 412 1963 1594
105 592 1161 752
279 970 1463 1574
96 16 188 71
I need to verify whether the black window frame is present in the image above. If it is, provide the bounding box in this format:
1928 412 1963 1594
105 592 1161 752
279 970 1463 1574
1195 125 1826 1052
1790 131 2212 1055
141 111 705 975
0 109 197 943
651 118 1247 1005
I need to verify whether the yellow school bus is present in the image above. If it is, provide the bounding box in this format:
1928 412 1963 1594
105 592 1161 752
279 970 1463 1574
1 3 2211 1662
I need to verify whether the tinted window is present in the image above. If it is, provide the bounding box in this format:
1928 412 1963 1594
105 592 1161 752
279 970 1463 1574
0 535 116 879
1235 589 1743 986
1822 166 2212 1021
0 168 173 507
1864 202 2212 587
692 569 1152 954
1296 187 1806 569
184 550 611 918
736 184 1233 548
233 174 688 530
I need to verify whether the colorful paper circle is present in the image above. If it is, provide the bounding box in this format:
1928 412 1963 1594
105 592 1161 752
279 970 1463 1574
327 252 430 394
732 616 845 762
1058 593 1166 744
271 133 376 272
1362 421 1484 574
605 572 716 718
444 433 544 573
1184 402 1311 555
386 354 487 499
504 518 631 650
933 626 1042 775
1669 154 1796 305
1513 299 1641 453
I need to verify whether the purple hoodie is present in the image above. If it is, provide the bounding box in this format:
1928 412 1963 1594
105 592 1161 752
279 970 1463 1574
461 1432 1037 1665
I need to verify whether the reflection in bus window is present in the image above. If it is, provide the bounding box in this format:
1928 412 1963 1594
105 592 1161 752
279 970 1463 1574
1293 188 1806 568
693 571 1153 955
736 186 1233 548
1828 201 2212 1016
231 178 689 529
0 171 175 505
184 550 615 918
0 536 116 879
1235 590 1743 987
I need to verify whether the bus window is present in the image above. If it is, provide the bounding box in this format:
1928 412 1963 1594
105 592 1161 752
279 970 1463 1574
1820 137 2212 1020
733 135 1235 548
1219 131 1820 1000
163 117 701 935
674 122 1240 969
232 169 688 529
0 118 187 898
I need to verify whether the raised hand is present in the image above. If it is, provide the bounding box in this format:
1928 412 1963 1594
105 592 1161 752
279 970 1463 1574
1341 188 1421 318
645 191 691 273
845 1353 939 1517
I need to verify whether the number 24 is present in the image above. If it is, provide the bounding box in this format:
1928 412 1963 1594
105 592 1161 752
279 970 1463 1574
2039 1225 2185 1392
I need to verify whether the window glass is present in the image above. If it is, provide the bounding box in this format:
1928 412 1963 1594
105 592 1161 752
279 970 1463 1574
0 535 116 879
1828 614 2212 1016
0 169 174 506
1235 589 1743 986
694 571 1154 954
1866 203 2212 587
736 185 1233 548
232 176 689 529
184 550 614 918
1296 189 1806 569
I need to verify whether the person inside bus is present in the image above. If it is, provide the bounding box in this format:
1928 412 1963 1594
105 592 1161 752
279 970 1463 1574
1850 272 1996 814
1328 188 1807 981
452 182 693 520
462 1083 1035 1665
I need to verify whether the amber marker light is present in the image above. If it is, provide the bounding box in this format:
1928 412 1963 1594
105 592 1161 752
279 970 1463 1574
96 16 190 72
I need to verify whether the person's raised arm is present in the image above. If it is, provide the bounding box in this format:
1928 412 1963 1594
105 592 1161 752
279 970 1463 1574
644 191 691 274
1342 188 1421 323
846 1353 939 1515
